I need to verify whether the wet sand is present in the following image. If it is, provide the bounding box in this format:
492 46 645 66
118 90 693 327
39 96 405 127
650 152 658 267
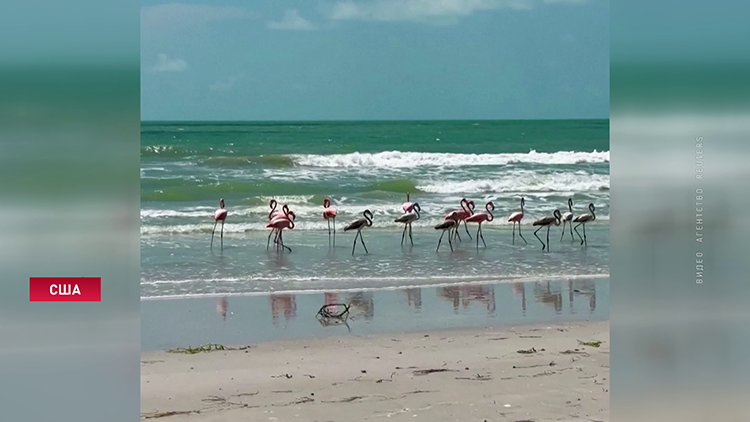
141 320 609 421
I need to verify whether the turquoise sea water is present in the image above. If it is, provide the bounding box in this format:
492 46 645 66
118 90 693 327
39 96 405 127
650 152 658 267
141 120 609 298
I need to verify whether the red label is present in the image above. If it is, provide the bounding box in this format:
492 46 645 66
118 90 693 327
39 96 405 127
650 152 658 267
30 277 101 302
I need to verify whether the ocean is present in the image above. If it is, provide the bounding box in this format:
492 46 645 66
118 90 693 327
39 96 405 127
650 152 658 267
141 120 609 299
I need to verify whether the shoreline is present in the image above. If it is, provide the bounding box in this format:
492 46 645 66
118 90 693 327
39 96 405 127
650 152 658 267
142 320 610 421
140 273 609 301
141 277 609 352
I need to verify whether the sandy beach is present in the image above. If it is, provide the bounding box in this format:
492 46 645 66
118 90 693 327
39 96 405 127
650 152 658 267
141 320 609 421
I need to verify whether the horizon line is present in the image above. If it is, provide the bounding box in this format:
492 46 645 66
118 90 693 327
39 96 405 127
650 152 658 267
141 117 610 123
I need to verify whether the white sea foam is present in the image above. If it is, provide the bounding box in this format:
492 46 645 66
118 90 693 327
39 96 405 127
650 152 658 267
417 173 610 194
291 150 609 168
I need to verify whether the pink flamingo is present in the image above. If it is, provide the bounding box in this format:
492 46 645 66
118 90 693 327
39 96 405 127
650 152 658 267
402 192 417 213
343 209 374 256
465 201 495 248
434 215 458 252
394 203 421 246
507 197 528 245
323 198 338 247
444 198 474 241
267 211 296 252
532 209 562 251
267 200 290 249
211 198 228 249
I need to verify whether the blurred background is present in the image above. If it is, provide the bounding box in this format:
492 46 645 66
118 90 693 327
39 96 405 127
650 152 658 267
0 1 140 421
612 0 750 420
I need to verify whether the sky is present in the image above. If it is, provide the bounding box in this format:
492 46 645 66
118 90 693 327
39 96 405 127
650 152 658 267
141 0 609 121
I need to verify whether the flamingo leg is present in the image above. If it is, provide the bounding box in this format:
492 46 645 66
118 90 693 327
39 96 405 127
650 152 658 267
573 223 584 245
463 220 472 239
278 230 292 252
454 223 462 242
220 221 224 249
267 228 276 249
518 222 528 244
408 224 414 246
476 225 480 248
400 224 407 246
359 230 369 254
351 231 359 256
448 229 454 251
436 230 445 252
479 224 486 248
210 220 218 248
582 223 587 246
534 226 545 250
546 225 551 252
511 222 515 245
560 221 567 241
333 217 336 247
328 219 331 246
569 220 573 240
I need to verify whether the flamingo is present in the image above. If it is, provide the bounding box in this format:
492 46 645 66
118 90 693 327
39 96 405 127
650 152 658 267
267 211 296 252
402 192 417 213
394 203 421 246
267 201 290 249
343 209 374 256
573 203 596 246
560 198 574 241
323 198 338 247
533 209 562 251
464 201 495 248
507 197 528 245
445 198 474 241
435 219 459 252
211 198 228 249
435 211 459 252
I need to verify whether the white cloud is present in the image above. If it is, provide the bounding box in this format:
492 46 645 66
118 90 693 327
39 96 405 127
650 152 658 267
209 74 244 92
141 3 255 29
148 54 187 72
267 9 317 31
327 0 534 23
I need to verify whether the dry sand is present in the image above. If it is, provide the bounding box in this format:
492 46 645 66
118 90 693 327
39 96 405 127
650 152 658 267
141 321 609 421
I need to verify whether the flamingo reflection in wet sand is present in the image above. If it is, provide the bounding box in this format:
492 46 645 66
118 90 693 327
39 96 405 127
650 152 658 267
434 216 458 252
560 198 574 241
445 198 474 241
267 211 296 252
573 203 596 246
267 200 290 249
210 198 228 249
533 209 562 251
323 198 338 247
507 197 528 245
394 203 421 246
465 201 495 248
343 209 374 256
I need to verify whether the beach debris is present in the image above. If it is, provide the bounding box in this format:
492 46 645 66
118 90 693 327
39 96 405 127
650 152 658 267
317 303 351 319
142 410 198 419
577 340 602 347
166 344 253 354
455 374 492 381
561 349 590 356
517 347 538 354
316 303 352 331
412 368 457 376
271 373 293 379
